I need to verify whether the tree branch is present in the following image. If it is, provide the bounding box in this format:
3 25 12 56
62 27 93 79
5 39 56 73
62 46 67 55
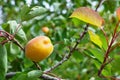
44 24 89 73
98 19 120 78
44 0 105 73
6 72 16 79
40 74 60 80
6 72 61 80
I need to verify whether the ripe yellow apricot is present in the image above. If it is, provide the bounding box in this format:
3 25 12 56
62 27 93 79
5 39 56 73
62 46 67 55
25 36 53 62
42 27 49 34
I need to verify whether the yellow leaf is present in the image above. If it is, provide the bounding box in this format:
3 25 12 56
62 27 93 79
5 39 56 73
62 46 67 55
88 30 102 48
70 7 104 27
116 7 120 21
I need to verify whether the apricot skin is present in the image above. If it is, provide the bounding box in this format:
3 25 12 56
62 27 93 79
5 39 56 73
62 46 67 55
42 27 49 34
25 36 53 62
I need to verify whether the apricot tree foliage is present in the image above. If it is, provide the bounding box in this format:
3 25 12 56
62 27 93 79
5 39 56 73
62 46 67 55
0 0 120 80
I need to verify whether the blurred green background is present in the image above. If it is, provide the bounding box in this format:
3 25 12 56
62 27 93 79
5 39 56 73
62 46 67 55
0 0 120 80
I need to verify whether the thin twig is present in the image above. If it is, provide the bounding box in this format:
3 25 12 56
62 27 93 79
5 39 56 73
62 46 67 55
109 42 120 52
33 61 41 70
0 30 14 39
0 30 14 45
108 21 120 52
95 0 106 11
12 39 25 51
0 40 9 45
13 24 22 36
0 26 25 51
101 28 109 46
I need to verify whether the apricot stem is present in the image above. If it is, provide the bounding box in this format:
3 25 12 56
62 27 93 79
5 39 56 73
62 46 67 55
33 61 41 70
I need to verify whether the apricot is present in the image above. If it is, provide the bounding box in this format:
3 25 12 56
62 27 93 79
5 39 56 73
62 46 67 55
25 36 53 62
42 27 49 34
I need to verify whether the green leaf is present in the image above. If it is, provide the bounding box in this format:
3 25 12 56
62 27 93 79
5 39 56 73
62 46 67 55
20 5 30 21
7 20 27 42
52 2 61 12
29 6 47 16
97 30 108 50
88 30 102 48
22 6 47 21
27 70 43 78
15 29 27 42
23 58 33 68
103 0 117 13
12 73 28 80
72 18 85 27
70 7 104 27
10 43 20 55
72 51 83 62
1 23 9 30
11 72 40 80
88 48 103 62
0 44 7 80
112 55 120 74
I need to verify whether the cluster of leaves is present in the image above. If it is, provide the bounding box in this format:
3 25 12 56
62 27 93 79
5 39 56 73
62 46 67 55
0 0 120 80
